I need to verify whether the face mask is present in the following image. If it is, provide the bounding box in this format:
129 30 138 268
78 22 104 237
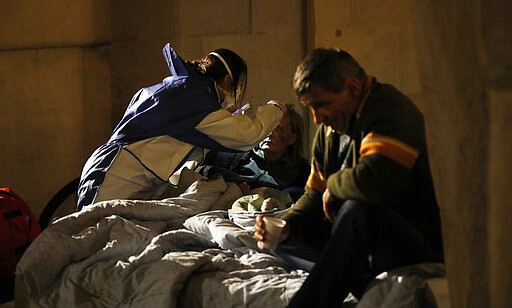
234 74 245 104
218 85 236 109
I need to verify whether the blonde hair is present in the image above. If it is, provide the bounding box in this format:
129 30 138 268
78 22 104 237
283 104 306 163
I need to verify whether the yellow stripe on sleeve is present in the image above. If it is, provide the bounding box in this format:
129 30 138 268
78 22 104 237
360 133 419 169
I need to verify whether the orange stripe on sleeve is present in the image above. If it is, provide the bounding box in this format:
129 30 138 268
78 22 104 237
306 164 326 192
360 133 419 169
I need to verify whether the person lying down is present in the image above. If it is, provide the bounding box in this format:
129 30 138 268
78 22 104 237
197 104 310 201
180 167 296 217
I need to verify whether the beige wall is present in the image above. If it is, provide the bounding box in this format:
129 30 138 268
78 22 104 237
0 0 110 49
481 2 512 306
0 47 111 216
488 89 512 308
312 0 422 99
412 1 489 305
413 1 512 307
0 0 111 216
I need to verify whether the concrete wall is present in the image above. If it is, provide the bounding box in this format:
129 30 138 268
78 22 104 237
312 0 422 100
481 1 512 306
0 0 111 216
412 1 489 306
0 0 110 48
412 1 512 307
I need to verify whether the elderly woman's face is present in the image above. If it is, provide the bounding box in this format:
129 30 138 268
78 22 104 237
259 114 297 160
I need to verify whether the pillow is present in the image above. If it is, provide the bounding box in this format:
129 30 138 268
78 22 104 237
183 211 257 250
231 187 292 213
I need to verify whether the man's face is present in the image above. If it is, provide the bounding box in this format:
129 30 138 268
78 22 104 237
299 84 359 134
259 114 296 159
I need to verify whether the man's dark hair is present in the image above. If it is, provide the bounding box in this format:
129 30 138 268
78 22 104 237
293 48 366 97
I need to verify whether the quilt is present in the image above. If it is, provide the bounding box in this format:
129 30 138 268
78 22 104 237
16 174 445 307
16 177 307 307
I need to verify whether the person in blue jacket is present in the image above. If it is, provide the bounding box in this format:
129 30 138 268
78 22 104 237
77 43 286 211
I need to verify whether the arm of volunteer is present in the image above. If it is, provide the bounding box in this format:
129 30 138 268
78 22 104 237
195 102 284 151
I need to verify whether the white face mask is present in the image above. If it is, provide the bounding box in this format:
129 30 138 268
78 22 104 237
217 84 235 109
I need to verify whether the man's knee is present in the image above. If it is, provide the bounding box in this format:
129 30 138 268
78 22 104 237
331 199 372 235
336 199 371 221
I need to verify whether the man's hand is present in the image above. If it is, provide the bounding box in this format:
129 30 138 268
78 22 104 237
254 215 290 250
322 189 342 223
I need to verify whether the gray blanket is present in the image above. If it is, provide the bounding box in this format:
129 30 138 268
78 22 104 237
16 177 307 307
16 175 445 307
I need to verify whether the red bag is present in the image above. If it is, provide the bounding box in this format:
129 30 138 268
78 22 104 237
0 187 41 303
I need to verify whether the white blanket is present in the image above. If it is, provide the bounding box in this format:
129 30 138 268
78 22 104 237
16 177 307 308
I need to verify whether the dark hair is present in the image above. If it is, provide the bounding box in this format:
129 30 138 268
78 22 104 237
284 104 306 163
188 48 248 104
293 48 366 97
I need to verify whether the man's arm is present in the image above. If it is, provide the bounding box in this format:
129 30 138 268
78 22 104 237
281 127 328 244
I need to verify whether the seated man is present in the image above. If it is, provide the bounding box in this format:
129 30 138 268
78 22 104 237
254 48 444 306
198 104 309 200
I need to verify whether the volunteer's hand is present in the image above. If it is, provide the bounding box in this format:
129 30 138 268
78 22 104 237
267 100 287 114
238 182 250 195
226 105 238 113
